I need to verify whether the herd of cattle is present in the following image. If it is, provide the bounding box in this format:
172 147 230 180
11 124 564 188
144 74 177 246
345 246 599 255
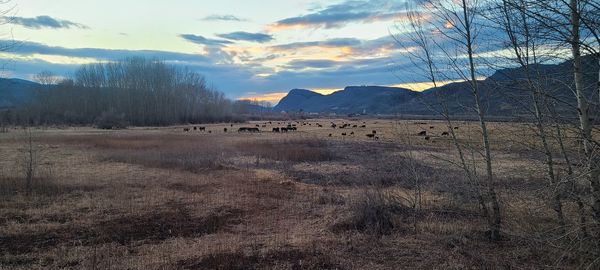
182 120 460 141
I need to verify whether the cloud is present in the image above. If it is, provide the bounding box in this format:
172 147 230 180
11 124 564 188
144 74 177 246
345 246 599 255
6 15 89 29
269 0 409 30
285 59 339 69
272 38 361 50
5 40 213 63
217 32 274 43
201 14 247 22
179 34 233 46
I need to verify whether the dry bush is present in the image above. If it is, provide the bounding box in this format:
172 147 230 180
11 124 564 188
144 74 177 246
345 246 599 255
334 187 412 235
237 138 335 162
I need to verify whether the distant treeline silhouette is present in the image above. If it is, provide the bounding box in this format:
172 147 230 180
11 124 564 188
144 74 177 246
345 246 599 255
1 57 261 127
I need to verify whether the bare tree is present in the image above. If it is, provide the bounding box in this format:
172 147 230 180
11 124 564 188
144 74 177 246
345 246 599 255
492 0 567 229
421 0 502 241
33 70 60 86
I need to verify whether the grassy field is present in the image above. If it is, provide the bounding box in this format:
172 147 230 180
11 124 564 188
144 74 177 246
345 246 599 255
0 119 593 269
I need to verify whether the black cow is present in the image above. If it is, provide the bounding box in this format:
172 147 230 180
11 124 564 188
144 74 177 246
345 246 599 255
360 125 366 128
273 127 280 132
352 125 358 128
425 136 431 141
418 131 427 136
454 127 459 130
342 133 347 136
193 127 197 131
224 128 228 132
372 130 377 134
281 128 288 133
183 128 190 132
199 127 206 131
366 134 375 139
442 132 449 136
328 133 332 137
430 126 435 129
350 132 355 135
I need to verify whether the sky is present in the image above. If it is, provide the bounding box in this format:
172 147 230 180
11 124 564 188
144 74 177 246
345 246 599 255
0 0 483 103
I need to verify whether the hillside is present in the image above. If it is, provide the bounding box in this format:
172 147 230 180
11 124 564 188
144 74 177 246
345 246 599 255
273 86 419 114
274 55 599 116
0 78 41 108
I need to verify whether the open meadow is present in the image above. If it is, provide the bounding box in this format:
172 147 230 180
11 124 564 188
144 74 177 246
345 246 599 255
0 119 595 269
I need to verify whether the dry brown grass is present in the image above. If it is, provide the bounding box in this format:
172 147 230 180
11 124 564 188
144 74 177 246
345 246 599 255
0 119 596 269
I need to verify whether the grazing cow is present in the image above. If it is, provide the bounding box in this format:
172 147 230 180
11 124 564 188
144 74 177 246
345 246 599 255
331 123 337 128
360 125 366 128
273 127 280 132
353 125 358 128
342 133 347 136
442 132 450 136
328 133 333 137
256 124 260 128
425 136 431 141
350 132 355 135
418 131 427 136
193 127 197 131
281 128 288 133
262 125 267 128
430 126 435 129
375 136 379 140
224 128 228 133
183 128 190 132
366 134 375 139
208 130 212 133
372 130 377 134
454 127 459 130
199 127 206 131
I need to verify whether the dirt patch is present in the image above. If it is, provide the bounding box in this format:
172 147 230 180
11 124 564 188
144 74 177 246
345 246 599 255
166 182 211 194
0 206 244 255
92 205 244 245
177 249 345 270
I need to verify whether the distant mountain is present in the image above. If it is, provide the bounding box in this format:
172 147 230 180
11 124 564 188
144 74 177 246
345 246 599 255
274 55 599 117
273 86 419 114
0 78 41 108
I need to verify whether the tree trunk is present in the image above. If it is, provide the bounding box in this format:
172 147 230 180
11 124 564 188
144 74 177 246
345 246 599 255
462 0 501 241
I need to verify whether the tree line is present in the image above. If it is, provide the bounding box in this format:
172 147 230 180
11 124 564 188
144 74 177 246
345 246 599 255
0 57 266 127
